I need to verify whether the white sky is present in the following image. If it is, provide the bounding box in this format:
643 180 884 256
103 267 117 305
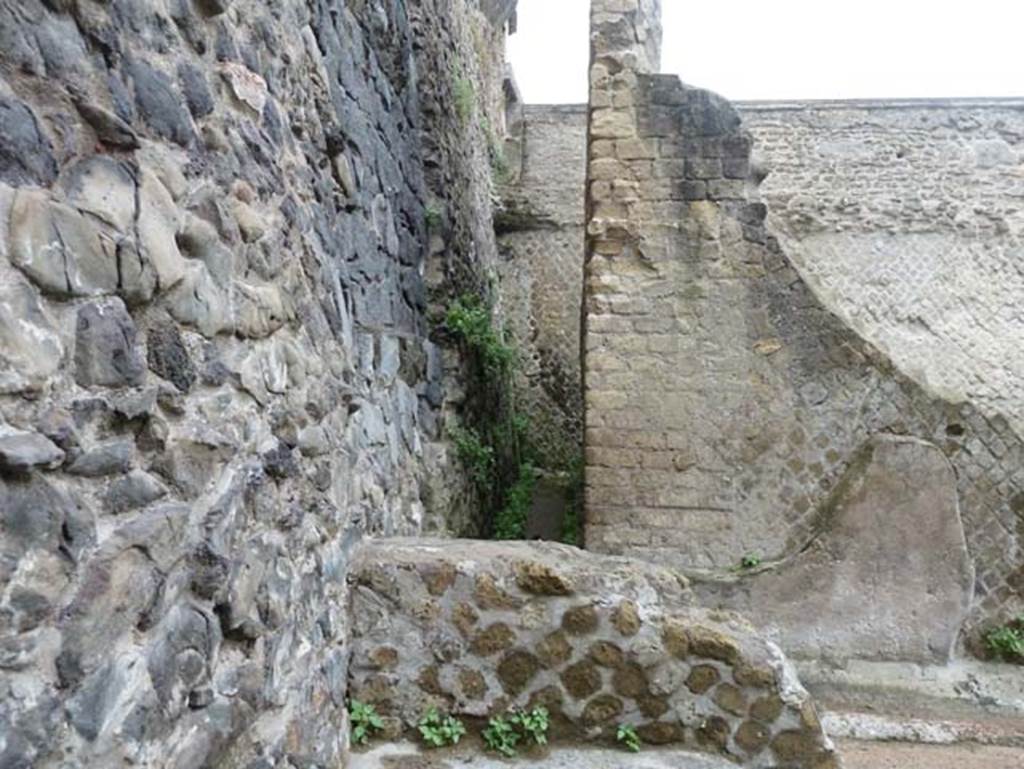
507 0 1024 103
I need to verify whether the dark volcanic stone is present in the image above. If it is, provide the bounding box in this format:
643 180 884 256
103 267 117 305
105 470 168 513
178 63 215 118
0 474 95 561
148 323 197 393
73 100 140 149
262 441 299 479
74 300 146 388
0 96 58 186
127 58 195 146
0 432 65 474
67 440 134 477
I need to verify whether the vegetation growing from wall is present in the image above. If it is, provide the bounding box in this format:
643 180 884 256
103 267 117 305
418 708 467 748
617 723 642 753
444 292 529 538
453 69 475 124
985 616 1024 662
349 701 384 746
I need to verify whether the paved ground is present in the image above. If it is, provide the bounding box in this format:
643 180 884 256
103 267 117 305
839 739 1024 769
349 742 736 769
350 739 1024 768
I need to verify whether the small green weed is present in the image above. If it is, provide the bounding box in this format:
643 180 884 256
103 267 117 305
445 294 515 373
493 462 536 540
740 553 762 570
985 617 1024 661
453 73 474 123
449 424 495 487
482 715 520 757
348 700 384 746
425 203 442 231
511 706 550 746
616 723 641 753
560 453 584 546
418 707 467 748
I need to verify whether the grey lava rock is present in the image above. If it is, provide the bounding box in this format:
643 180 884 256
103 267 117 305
127 58 196 147
262 441 299 479
0 96 58 186
147 323 197 393
0 430 65 473
67 440 134 477
178 63 215 118
74 299 146 388
104 470 168 514
73 100 140 149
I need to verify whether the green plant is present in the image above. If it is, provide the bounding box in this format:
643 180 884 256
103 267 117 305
453 73 474 123
445 294 515 373
511 706 550 746
418 707 467 748
449 424 495 487
560 452 584 546
482 715 520 757
488 133 511 185
985 617 1024 661
493 462 536 540
617 723 641 753
425 203 442 231
740 553 762 570
348 700 384 746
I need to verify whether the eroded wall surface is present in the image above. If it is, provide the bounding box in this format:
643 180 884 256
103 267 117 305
580 1 1022 654
744 98 1024 439
0 1 515 766
498 105 588 469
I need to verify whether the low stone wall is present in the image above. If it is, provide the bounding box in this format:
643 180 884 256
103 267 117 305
348 539 841 768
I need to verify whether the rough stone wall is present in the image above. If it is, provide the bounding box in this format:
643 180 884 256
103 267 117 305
349 538 841 769
742 98 1024 440
0 1 513 767
497 105 588 469
581 3 1023 651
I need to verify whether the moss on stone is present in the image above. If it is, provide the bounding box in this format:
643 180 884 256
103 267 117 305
470 622 517 656
661 619 690 659
687 625 741 664
587 640 625 668
561 659 602 699
637 693 670 718
612 599 642 636
712 682 747 716
513 560 575 595
750 693 785 724
734 661 775 688
367 646 399 670
696 715 731 751
612 662 649 699
561 603 599 636
473 573 521 610
685 664 720 694
536 630 573 668
637 720 685 744
457 668 488 700
496 649 541 695
451 601 479 638
734 720 770 754
419 561 457 596
581 693 623 726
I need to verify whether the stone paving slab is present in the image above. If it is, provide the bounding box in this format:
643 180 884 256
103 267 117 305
349 742 737 769
838 739 1024 769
